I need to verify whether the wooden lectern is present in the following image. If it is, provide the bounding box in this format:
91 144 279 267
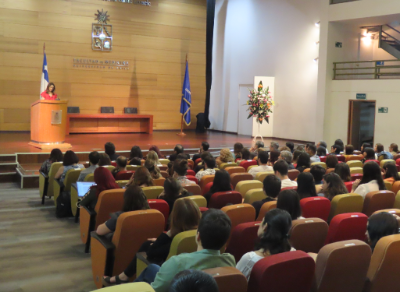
29 100 72 149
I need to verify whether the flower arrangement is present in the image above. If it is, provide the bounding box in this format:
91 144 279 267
246 81 274 124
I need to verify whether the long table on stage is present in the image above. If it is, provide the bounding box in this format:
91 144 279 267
66 114 153 134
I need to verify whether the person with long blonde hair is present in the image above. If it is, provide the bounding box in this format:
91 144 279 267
146 150 162 166
216 148 234 167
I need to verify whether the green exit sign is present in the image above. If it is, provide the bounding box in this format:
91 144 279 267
356 93 367 100
378 107 388 113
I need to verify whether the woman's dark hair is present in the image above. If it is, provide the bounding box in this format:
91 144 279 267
364 148 376 160
198 209 231 250
49 148 63 163
169 270 219 292
130 157 142 166
317 146 326 157
326 154 339 169
361 143 371 153
122 185 150 212
104 142 116 157
390 143 399 153
383 162 400 181
98 153 111 166
129 146 143 159
163 177 182 201
335 163 351 182
174 159 189 176
322 172 348 201
257 208 292 254
335 139 344 152
277 190 301 220
167 161 174 177
241 148 251 160
63 150 79 166
263 175 281 198
296 172 317 199
209 170 232 194
46 82 56 93
310 165 326 183
367 212 399 252
345 145 354 155
360 162 386 190
133 166 154 187
234 143 244 156
293 150 303 163
296 152 310 171
269 150 281 164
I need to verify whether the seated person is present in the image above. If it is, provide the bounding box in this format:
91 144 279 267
250 141 264 158
158 178 191 213
128 146 143 165
236 148 251 164
352 161 386 198
204 170 232 205
194 152 212 174
367 212 399 252
167 161 174 177
330 144 341 155
316 141 328 154
389 143 399 157
39 148 63 176
169 144 190 162
270 141 280 151
252 175 281 219
78 151 99 182
195 156 216 181
249 151 273 178
126 167 154 188
145 159 162 179
78 167 120 210
147 150 163 167
317 146 327 157
345 144 354 155
295 153 310 173
292 150 303 165
132 209 235 292
362 147 377 163
192 142 210 162
236 208 293 280
103 198 201 286
326 154 339 169
105 142 119 161
361 143 372 154
173 159 196 187
274 160 297 188
234 142 244 160
383 162 400 183
286 142 294 153
98 153 112 166
279 150 295 170
149 145 165 159
96 185 150 236
375 143 393 160
268 150 280 166
310 164 326 192
54 150 85 186
334 163 351 182
334 139 344 153
111 156 128 178
296 172 316 199
319 172 348 201
169 270 219 292
277 190 304 220
307 144 320 163
216 148 235 167
129 157 142 166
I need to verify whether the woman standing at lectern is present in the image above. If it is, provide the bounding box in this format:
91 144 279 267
40 82 58 100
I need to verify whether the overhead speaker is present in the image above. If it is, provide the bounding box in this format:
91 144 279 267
124 107 138 114
67 107 80 113
101 107 114 113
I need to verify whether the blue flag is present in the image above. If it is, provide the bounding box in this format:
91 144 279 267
40 52 49 97
180 61 191 126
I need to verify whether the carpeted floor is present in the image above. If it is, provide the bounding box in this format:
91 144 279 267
0 183 96 292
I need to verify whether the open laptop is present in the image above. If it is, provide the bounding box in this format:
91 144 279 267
76 182 96 198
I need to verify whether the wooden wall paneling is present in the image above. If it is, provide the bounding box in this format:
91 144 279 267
3 109 30 123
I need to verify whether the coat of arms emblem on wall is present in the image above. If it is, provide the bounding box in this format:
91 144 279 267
92 9 112 51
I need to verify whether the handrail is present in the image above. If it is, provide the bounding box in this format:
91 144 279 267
333 59 398 65
381 31 400 46
333 59 400 80
385 24 400 35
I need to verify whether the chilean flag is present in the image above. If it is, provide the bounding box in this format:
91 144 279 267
40 52 49 99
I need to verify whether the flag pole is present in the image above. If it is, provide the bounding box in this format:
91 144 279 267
177 54 188 137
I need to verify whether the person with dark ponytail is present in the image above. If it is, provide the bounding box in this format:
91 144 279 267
39 148 63 175
173 159 196 187
236 208 293 280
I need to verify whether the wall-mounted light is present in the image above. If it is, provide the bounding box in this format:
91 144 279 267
314 57 319 63
315 21 320 28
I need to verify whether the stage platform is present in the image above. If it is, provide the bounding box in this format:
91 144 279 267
0 131 309 188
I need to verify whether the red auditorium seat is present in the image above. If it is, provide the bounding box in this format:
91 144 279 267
362 191 396 217
288 169 300 181
147 199 169 228
111 161 117 167
187 169 195 176
344 181 354 192
115 171 134 181
209 191 243 209
194 158 202 167
320 156 327 163
186 175 199 184
247 251 315 292
336 155 345 162
300 197 331 222
325 213 368 244
202 182 213 196
225 221 261 262
351 173 363 181
239 160 257 171
365 159 380 165
281 186 298 191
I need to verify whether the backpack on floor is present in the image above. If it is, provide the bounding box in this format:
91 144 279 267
56 191 73 218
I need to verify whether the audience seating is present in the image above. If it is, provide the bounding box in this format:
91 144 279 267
220 162 238 170
142 186 164 199
186 195 207 208
231 173 253 189
255 172 274 183
115 171 134 181
235 180 263 198
351 173 363 181
126 165 139 171
362 191 396 217
159 165 168 172
329 193 364 221
244 189 265 204
39 162 62 204
320 156 327 163
186 175 199 184
225 221 261 263
364 234 400 292
391 181 400 195
111 161 117 167
116 180 129 188
186 169 196 176
247 165 258 172
90 210 165 288
160 171 168 178
347 160 363 168
203 267 248 292
53 168 82 206
384 181 393 191
365 159 380 165
281 186 298 191
372 208 400 217
147 199 169 225
225 166 245 175
84 173 95 182
80 189 125 252
153 177 165 187
183 184 202 196
187 159 194 169
71 183 79 217
380 159 395 168
303 168 311 172
345 154 364 162
394 192 400 209
344 181 354 192
350 167 363 175
199 175 215 190
312 240 371 292
239 160 257 171
288 169 300 181
90 283 155 292
247 251 315 292
290 218 329 253
256 201 277 221
221 204 256 242
202 182 213 195
336 155 345 162
103 165 115 172
159 159 170 165
325 213 368 244
208 191 243 209
311 162 327 169
300 197 331 222
194 157 202 166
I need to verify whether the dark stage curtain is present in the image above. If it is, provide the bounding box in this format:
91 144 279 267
204 0 216 129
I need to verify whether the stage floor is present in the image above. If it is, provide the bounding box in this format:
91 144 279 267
0 131 308 155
